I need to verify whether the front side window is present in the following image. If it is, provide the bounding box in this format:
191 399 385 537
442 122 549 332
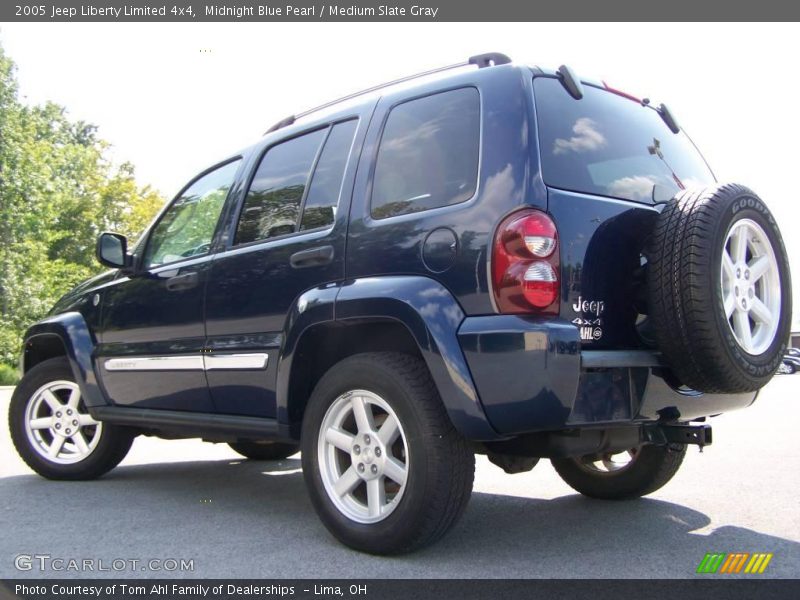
144 160 240 268
371 87 480 220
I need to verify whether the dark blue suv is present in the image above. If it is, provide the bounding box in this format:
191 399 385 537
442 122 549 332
8 53 792 554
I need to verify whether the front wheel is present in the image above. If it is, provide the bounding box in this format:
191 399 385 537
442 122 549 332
551 443 686 500
301 352 475 555
9 357 135 480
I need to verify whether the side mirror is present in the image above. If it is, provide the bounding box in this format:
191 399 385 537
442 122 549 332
96 232 131 270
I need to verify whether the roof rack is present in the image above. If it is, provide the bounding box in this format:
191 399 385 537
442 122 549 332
264 52 512 135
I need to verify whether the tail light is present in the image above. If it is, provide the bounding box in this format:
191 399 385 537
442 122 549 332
491 209 560 315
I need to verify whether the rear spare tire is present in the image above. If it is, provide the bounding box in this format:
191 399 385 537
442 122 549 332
648 184 791 393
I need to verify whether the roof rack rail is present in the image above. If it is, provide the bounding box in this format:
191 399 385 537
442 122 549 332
264 52 512 135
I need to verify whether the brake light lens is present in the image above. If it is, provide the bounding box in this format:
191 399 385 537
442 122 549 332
492 210 560 314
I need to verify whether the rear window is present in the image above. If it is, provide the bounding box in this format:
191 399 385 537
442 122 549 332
533 77 714 203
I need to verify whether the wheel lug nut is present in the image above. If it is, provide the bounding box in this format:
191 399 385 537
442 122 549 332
72 420 78 426
375 448 382 457
65 429 71 435
353 445 361 454
745 270 750 280
56 412 62 418
66 409 72 415
371 465 378 474
741 299 747 309
357 463 365 473
736 268 741 278
364 435 371 445
55 423 61 429
735 287 740 296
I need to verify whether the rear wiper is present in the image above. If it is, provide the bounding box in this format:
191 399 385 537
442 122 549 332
642 98 680 134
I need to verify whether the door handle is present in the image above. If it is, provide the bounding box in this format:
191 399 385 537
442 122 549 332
165 272 199 292
289 245 334 269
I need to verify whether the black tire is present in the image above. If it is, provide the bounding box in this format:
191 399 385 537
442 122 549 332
301 352 475 555
648 184 791 393
551 443 687 500
229 441 299 460
9 357 135 480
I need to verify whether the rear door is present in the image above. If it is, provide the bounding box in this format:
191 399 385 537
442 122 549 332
203 118 363 418
532 76 716 348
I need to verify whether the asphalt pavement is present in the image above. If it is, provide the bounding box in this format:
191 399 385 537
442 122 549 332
1 375 798 579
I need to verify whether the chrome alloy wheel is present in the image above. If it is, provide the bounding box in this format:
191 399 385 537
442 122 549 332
579 449 638 474
24 380 102 464
317 390 409 524
720 218 781 355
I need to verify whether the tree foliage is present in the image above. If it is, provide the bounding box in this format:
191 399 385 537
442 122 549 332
0 44 164 368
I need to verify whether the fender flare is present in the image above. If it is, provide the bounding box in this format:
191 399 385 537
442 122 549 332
275 284 339 425
277 276 501 441
21 312 106 408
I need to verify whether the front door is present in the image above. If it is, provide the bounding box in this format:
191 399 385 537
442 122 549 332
96 159 241 411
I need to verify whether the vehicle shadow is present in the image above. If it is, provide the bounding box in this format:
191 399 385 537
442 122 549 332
0 457 797 579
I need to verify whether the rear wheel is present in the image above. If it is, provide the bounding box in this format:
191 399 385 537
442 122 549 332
229 441 299 460
551 443 686 500
9 357 135 480
782 362 796 375
301 352 474 555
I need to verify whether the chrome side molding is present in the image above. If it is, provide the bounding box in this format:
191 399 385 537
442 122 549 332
104 353 269 372
105 356 204 371
204 353 269 370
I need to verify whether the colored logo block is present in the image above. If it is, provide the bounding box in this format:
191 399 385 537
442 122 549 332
696 553 773 574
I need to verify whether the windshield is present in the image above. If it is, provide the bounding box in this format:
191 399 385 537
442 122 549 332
533 77 714 204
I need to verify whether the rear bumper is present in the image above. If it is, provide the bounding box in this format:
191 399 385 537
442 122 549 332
457 315 756 437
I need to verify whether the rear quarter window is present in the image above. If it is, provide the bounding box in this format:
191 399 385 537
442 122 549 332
371 87 480 219
533 77 714 204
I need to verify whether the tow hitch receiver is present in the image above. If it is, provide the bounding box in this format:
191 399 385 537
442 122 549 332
643 424 712 448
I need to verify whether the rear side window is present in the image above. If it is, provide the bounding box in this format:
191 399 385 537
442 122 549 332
301 120 358 231
371 87 480 220
533 77 714 203
236 121 358 245
236 129 326 245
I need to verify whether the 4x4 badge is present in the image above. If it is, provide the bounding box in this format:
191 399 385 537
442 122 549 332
572 317 603 326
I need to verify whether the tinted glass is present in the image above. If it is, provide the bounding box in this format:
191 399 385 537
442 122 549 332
371 88 480 219
534 77 714 204
144 160 240 267
300 120 358 231
236 129 326 244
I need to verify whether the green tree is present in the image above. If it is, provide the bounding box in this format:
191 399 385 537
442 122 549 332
0 44 164 369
